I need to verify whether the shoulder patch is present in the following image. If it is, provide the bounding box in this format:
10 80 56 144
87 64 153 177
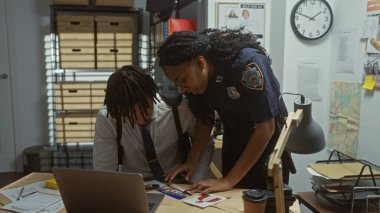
240 63 264 90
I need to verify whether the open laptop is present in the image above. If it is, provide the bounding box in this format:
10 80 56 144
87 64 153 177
52 168 164 213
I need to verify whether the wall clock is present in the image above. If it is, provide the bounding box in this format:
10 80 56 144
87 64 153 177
290 0 333 40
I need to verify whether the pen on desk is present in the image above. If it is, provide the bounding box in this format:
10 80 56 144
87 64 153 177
16 187 24 201
21 191 37 198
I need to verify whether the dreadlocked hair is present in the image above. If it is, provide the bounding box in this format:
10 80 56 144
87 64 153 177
157 28 266 67
104 65 159 127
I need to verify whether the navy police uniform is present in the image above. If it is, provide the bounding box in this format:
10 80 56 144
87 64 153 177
187 48 288 189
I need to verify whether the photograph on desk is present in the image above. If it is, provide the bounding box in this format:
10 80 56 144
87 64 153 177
306 150 380 212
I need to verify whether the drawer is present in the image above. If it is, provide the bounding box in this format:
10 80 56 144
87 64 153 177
98 32 133 40
91 96 105 103
58 33 94 40
91 82 107 89
56 124 92 131
60 61 95 69
52 0 89 5
56 137 94 143
96 47 121 54
60 47 95 54
59 40 94 47
55 103 92 110
96 47 133 54
60 54 95 61
97 61 132 69
116 40 133 47
116 54 132 61
54 83 91 97
97 16 133 33
55 96 92 104
92 103 104 110
57 15 94 33
96 40 132 47
56 130 94 138
95 0 133 7
97 53 132 61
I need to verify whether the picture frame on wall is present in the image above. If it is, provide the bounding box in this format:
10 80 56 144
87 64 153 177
215 2 266 46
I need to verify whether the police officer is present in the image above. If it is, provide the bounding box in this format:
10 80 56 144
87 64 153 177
157 29 290 194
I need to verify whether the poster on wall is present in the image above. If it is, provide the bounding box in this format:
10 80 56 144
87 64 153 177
327 82 361 158
367 0 380 16
216 2 265 46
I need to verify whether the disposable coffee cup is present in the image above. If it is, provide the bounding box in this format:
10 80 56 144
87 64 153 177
242 189 267 213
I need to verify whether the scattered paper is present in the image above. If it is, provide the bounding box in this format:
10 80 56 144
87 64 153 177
182 194 226 208
0 181 60 203
1 192 62 213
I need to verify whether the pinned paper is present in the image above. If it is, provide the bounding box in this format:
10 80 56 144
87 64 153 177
362 75 376 90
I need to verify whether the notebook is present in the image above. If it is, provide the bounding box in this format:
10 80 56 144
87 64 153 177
52 168 164 213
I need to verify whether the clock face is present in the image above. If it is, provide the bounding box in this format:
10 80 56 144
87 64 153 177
291 0 333 40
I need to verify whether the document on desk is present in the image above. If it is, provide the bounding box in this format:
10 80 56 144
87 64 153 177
182 194 227 208
308 162 380 180
1 192 63 213
0 181 60 202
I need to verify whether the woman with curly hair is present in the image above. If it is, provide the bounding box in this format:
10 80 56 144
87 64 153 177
157 29 289 193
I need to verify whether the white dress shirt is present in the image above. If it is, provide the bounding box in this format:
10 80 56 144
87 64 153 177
93 95 214 182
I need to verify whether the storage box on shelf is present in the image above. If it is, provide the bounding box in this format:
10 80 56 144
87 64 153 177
52 0 133 7
96 16 134 69
55 112 97 143
95 0 133 7
54 81 106 111
52 0 89 5
48 5 141 169
57 15 95 69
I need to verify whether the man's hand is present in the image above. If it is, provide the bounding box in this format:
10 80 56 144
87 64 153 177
187 178 234 194
165 162 196 184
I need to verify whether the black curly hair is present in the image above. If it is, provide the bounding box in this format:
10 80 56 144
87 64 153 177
157 28 266 67
104 65 159 127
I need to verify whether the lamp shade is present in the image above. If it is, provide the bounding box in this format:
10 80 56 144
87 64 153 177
286 97 326 154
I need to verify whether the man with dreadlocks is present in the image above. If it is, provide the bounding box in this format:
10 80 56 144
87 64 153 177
93 65 214 182
157 29 290 193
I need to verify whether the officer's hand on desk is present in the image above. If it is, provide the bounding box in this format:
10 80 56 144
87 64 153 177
187 178 233 194
165 162 196 185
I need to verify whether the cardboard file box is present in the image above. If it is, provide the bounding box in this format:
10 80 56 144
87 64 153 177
95 0 133 7
55 112 97 143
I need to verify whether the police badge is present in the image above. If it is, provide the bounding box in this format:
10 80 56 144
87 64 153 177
240 63 264 90
227 87 240 99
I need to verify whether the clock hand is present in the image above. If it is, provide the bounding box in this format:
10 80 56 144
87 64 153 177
296 12 314 20
309 11 322 21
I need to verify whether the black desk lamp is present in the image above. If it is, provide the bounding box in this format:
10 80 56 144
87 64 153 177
267 94 326 213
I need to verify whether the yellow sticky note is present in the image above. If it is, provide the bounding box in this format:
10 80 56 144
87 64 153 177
362 75 376 90
44 178 59 190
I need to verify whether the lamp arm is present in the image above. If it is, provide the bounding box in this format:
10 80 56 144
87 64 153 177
267 109 303 213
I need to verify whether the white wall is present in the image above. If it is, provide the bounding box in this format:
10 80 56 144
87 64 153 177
4 0 50 171
283 0 380 197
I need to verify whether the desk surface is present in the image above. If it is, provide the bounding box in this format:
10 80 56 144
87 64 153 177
297 191 379 213
0 173 300 213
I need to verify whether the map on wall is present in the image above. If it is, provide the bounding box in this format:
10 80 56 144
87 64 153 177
328 82 361 158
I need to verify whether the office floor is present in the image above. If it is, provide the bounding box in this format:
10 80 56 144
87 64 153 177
0 173 25 188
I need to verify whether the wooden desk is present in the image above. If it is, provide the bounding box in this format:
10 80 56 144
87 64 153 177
297 191 378 213
0 173 300 213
